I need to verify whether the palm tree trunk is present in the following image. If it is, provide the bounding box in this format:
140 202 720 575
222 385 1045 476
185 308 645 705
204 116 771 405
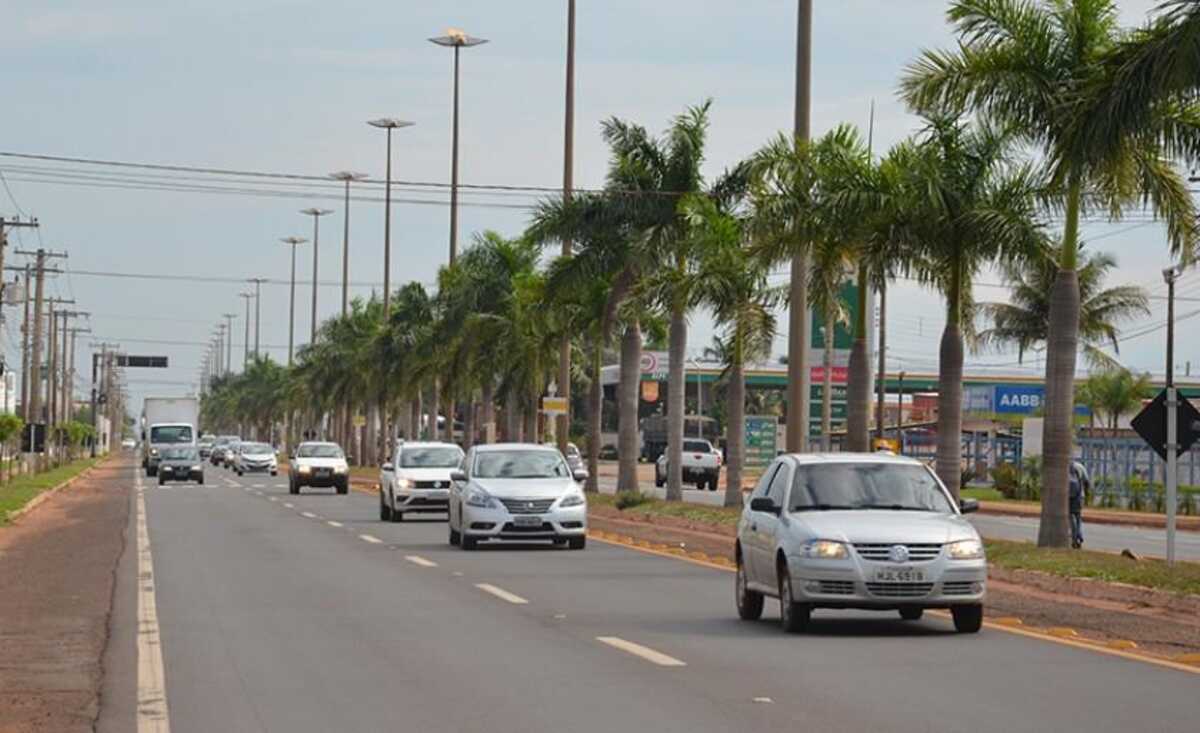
666 302 686 501
586 338 602 493
617 320 641 492
463 394 476 451
365 402 377 466
505 387 522 442
876 280 888 442
787 248 811 453
480 379 495 444
524 389 539 444
846 265 871 452
409 397 420 440
821 309 834 451
936 323 964 500
429 379 441 442
1039 268 1080 547
724 353 745 507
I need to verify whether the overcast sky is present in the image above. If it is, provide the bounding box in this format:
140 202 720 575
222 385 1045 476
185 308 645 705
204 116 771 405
2 0 1193 409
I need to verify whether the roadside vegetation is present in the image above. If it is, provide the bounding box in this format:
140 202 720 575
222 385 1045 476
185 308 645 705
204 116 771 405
0 458 101 525
198 0 1200 547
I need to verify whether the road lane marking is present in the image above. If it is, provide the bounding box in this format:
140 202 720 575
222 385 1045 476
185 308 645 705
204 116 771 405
326 520 343 528
268 497 278 502
283 502 294 508
301 512 318 519
252 484 265 488
475 583 529 605
404 555 437 567
359 534 383 544
134 470 172 732
595 637 686 667
753 697 774 704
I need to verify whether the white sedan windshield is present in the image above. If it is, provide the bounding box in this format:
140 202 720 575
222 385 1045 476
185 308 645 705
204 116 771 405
789 463 955 513
474 451 569 479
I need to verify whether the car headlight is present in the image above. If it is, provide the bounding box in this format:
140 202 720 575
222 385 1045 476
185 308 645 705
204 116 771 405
298 465 311 473
465 487 495 508
946 539 985 560
395 477 413 490
802 540 849 560
191 465 202 471
334 464 348 473
559 491 586 508
150 449 159 456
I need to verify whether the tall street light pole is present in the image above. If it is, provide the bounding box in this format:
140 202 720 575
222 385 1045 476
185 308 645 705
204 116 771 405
248 277 266 360
329 172 368 316
1163 263 1184 566
223 313 236 375
786 0 813 454
238 292 253 368
556 1 575 455
366 119 414 315
430 28 488 264
280 237 307 366
300 208 333 342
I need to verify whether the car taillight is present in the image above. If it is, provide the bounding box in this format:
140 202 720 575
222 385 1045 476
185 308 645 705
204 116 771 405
715 453 722 466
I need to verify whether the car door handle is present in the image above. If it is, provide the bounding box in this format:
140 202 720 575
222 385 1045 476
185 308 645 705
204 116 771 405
750 523 757 531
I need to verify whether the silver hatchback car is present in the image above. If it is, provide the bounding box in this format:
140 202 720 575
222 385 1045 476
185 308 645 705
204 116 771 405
735 453 986 634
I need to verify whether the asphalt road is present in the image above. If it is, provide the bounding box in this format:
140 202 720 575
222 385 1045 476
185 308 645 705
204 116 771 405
596 477 1200 562
100 463 1197 733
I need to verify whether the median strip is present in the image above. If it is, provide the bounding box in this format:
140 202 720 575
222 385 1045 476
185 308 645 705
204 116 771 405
475 583 528 605
596 636 686 667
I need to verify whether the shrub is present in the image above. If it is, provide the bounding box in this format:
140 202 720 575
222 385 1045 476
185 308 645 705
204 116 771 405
615 490 652 510
991 463 1021 500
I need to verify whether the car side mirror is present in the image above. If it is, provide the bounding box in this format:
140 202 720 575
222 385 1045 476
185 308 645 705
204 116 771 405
572 469 588 482
450 469 467 483
381 463 394 472
749 497 780 515
959 498 979 514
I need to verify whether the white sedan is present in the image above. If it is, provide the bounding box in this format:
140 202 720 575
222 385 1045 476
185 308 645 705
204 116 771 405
448 443 588 550
380 441 464 522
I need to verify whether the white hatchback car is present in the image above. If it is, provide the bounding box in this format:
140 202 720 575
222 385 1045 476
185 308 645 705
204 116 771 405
735 453 986 634
448 443 588 550
379 441 464 522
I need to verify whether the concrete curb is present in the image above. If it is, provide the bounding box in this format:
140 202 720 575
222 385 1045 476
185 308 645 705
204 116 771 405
4 459 105 524
978 502 1200 533
988 565 1200 616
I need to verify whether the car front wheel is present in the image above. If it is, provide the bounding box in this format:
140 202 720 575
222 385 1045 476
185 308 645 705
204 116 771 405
735 552 764 621
448 522 461 546
778 566 811 633
567 536 586 550
951 604 983 634
380 493 391 521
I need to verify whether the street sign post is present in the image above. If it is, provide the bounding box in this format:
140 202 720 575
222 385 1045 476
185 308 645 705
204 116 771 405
541 396 568 416
1130 389 1200 461
744 415 779 468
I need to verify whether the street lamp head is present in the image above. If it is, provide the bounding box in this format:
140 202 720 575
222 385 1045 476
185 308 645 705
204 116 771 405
300 208 334 217
280 236 307 246
1163 263 1186 283
329 171 369 182
367 118 415 130
429 28 488 47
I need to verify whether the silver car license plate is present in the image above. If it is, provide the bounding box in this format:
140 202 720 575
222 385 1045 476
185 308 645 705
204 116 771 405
513 515 543 527
874 567 926 583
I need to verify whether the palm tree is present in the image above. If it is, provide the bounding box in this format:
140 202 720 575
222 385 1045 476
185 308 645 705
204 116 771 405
897 116 1046 500
902 0 1200 545
684 194 781 507
1080 366 1153 496
977 245 1150 369
807 237 850 451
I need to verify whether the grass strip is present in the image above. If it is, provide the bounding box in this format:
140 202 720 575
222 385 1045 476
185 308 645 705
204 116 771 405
0 459 101 525
589 492 1200 596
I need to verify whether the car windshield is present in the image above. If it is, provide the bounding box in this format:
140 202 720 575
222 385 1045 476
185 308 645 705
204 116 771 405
788 463 955 514
163 447 198 461
401 447 461 468
683 441 712 452
298 444 343 458
242 443 273 454
474 450 570 479
150 425 193 444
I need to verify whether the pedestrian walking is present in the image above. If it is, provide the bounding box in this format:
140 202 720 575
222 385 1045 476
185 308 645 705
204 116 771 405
1069 461 1090 549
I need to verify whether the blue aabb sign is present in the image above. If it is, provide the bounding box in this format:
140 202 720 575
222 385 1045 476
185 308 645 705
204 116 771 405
995 385 1043 414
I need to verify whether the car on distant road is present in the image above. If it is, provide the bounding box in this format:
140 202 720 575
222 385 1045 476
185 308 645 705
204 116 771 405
734 452 986 634
288 441 349 495
210 435 239 466
157 446 204 485
598 444 618 461
544 442 584 474
234 442 277 476
379 441 464 522
655 438 722 490
198 436 215 459
448 443 588 550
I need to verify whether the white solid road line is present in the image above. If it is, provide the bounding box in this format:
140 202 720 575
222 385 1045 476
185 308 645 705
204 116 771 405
326 520 343 528
135 470 172 732
358 534 383 544
404 555 437 568
595 637 687 667
475 583 529 605
300 512 318 519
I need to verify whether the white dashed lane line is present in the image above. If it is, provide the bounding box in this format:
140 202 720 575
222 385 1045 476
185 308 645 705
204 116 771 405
300 512 319 519
358 534 383 544
595 637 686 667
326 521 343 528
404 555 437 568
475 583 529 605
283 502 295 509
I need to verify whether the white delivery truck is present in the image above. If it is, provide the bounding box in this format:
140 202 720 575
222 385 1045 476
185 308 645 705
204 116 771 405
142 396 200 476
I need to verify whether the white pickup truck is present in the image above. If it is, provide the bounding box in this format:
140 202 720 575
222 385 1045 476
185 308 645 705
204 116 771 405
655 438 722 491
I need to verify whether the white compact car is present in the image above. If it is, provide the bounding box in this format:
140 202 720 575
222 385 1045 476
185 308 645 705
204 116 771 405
735 453 986 634
289 442 349 494
448 443 588 550
234 441 278 477
379 441 464 522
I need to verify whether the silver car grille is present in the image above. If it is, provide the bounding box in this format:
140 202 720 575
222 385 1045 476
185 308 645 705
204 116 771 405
865 582 934 598
941 581 977 596
817 580 855 595
499 498 556 514
853 543 942 562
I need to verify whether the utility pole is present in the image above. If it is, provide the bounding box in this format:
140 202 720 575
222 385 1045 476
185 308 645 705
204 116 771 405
248 277 266 360
238 292 253 368
300 209 332 343
280 237 306 366
223 313 235 374
65 323 90 425
17 264 30 420
0 216 38 310
14 248 66 431
786 0 813 453
1164 263 1184 566
556 0 575 456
